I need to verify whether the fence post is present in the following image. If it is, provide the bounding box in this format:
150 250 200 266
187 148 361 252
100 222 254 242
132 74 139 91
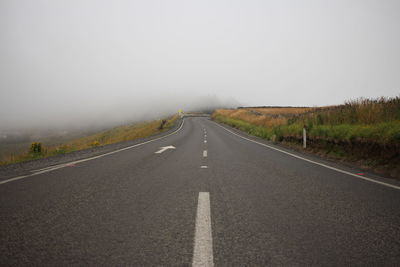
303 127 307 149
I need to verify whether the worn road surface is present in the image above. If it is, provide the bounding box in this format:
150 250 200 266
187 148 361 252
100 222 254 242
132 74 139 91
1 117 399 266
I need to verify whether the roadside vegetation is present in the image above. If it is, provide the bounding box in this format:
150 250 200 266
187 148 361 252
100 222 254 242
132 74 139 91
0 115 179 165
212 97 400 178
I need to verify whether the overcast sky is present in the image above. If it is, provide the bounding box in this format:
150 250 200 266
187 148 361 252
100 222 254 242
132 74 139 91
1 0 399 130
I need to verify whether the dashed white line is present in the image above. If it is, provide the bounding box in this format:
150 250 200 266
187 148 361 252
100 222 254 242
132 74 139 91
204 140 207 143
203 150 208 157
200 166 208 169
192 192 214 267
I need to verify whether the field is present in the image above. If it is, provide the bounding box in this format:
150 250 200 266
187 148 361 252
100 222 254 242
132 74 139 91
212 97 400 178
0 115 179 165
215 107 310 128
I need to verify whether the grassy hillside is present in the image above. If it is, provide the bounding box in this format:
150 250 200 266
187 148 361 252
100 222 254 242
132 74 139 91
212 97 400 178
0 115 179 165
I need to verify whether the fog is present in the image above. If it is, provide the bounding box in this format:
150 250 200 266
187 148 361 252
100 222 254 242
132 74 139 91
1 0 399 134
0 93 239 134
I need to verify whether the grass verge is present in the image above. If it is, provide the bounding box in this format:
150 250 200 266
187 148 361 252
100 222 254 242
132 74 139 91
212 97 400 178
0 115 179 165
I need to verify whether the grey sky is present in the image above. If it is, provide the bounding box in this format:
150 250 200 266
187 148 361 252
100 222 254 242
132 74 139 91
1 0 399 130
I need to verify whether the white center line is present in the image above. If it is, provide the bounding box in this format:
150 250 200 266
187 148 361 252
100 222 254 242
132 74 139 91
203 150 208 157
192 192 214 267
200 166 208 169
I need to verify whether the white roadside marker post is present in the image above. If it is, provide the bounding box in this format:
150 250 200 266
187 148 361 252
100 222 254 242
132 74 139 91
303 126 307 149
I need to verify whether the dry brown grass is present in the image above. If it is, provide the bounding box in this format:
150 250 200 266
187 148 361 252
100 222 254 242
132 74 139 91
213 99 400 178
214 107 312 127
292 97 400 125
0 115 179 165
65 120 165 151
252 107 311 115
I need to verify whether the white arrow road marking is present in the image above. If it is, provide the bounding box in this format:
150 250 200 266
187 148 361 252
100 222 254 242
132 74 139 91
154 145 176 154
0 120 186 186
192 192 214 267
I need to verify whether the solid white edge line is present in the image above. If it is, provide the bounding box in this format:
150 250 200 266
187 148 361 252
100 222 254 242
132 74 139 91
192 192 214 267
0 119 186 185
213 121 400 191
30 164 66 172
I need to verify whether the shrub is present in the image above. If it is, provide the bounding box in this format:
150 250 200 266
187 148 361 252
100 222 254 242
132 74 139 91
55 145 69 154
159 119 167 130
90 141 100 147
30 142 42 154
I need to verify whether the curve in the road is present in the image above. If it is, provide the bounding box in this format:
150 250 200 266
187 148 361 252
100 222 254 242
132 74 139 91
0 119 186 185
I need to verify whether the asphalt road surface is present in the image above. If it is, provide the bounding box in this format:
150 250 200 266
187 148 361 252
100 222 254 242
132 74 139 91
1 117 399 266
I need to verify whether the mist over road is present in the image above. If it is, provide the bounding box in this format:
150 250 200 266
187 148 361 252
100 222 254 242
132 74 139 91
1 117 399 266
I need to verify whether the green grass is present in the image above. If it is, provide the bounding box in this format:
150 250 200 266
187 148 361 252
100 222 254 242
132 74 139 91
213 114 274 139
307 122 400 143
214 113 400 144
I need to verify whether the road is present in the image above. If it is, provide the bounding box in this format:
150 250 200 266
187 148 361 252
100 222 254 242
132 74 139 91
1 117 399 266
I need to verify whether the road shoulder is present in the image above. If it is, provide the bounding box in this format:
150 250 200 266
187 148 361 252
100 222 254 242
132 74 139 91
0 119 184 181
211 119 400 189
